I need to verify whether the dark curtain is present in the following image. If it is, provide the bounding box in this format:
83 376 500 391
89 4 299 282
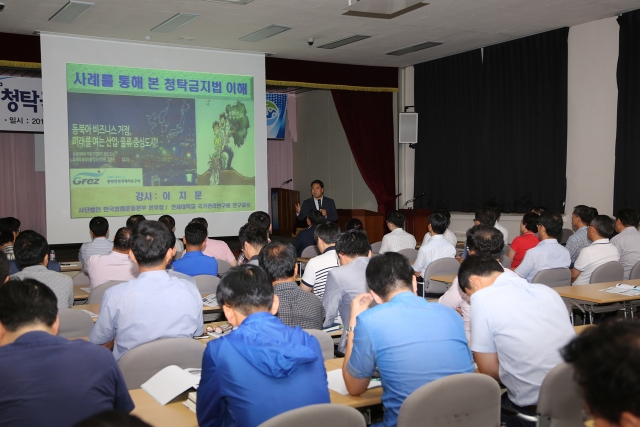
614 10 640 212
413 49 483 211
331 90 397 214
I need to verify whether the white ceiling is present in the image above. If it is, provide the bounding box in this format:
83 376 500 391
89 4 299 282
1 0 640 68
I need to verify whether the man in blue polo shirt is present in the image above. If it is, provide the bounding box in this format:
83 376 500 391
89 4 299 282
343 252 473 427
172 222 218 277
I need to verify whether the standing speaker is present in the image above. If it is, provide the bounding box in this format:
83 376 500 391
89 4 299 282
399 113 418 144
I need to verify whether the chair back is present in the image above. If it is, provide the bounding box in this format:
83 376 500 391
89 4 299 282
301 245 321 258
258 404 365 427
559 229 574 245
537 362 585 427
629 261 640 280
72 272 90 286
217 259 231 276
590 261 624 284
499 255 512 269
117 337 205 389
87 280 124 304
303 329 334 360
371 241 382 254
58 308 94 339
397 373 501 427
532 268 571 288
194 275 221 294
397 248 419 262
423 258 460 295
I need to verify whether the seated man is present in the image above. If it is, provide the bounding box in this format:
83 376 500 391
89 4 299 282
459 209 497 260
413 212 456 278
159 215 184 260
515 211 571 281
197 265 330 427
238 223 268 266
11 231 73 309
484 201 509 250
343 253 473 427
459 254 575 427
295 179 338 223
78 216 113 271
379 210 416 254
611 208 640 280
89 220 203 360
237 211 271 265
422 209 457 247
323 230 372 353
293 210 325 257
85 227 139 290
125 214 146 229
259 242 325 329
300 222 340 299
572 215 619 285
172 222 218 277
190 218 237 266
562 321 640 427
566 205 598 267
0 279 133 427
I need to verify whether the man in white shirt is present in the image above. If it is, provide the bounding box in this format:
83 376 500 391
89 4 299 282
379 211 416 254
459 254 575 427
85 227 139 290
78 217 113 271
484 201 509 250
611 208 640 279
413 212 456 278
515 211 571 282
422 210 457 247
572 215 620 285
300 222 340 299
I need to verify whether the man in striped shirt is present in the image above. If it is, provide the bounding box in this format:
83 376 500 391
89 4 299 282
78 217 113 272
301 222 340 299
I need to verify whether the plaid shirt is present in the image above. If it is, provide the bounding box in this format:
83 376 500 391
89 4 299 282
566 226 589 264
273 281 325 330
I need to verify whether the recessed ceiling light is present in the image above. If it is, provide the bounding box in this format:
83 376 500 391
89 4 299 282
49 1 94 23
386 41 441 55
239 25 291 42
151 13 200 33
317 34 371 49
177 36 196 41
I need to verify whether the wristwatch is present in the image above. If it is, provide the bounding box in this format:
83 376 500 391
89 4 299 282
345 326 356 336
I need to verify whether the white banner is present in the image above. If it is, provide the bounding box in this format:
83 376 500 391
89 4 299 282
0 76 44 132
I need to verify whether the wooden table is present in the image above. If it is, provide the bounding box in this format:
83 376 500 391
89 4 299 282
430 273 457 284
554 280 640 321
60 262 83 272
74 285 90 301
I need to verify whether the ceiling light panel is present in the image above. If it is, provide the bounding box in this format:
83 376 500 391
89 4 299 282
317 35 371 49
49 1 94 24
151 13 200 33
386 41 442 56
239 25 291 42
343 0 427 19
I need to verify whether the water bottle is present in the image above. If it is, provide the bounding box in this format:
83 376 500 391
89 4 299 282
50 250 56 262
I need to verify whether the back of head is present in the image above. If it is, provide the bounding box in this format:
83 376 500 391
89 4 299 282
307 210 325 226
258 242 296 282
314 222 341 245
113 227 133 252
345 218 364 231
126 215 146 229
483 201 502 221
189 217 208 229
538 211 563 238
218 267 274 316
335 230 370 258
433 209 451 227
158 215 176 231
0 252 9 284
184 222 208 246
573 205 597 225
129 220 172 267
248 211 271 232
616 208 640 228
238 223 268 248
531 206 547 216
458 254 504 292
386 210 405 228
591 215 615 239
0 217 20 233
428 212 448 234
466 225 505 258
366 252 414 300
474 209 496 227
14 230 48 268
521 212 540 233
562 321 640 424
0 279 57 332
89 216 109 237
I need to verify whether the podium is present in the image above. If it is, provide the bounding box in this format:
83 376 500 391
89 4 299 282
337 209 385 244
400 209 433 242
271 188 300 236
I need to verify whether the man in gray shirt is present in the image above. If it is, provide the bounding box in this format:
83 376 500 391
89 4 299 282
323 229 372 354
11 230 73 309
611 208 640 280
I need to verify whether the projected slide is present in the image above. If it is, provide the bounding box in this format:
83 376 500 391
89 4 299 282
66 63 255 219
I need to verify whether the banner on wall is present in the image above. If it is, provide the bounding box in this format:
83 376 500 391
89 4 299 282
66 63 256 219
266 93 287 139
0 76 44 133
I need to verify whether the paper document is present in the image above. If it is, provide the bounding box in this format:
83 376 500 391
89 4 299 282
326 369 381 395
141 365 201 405
599 283 640 296
81 309 98 319
80 287 91 293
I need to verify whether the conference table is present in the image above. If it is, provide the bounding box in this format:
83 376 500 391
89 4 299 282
553 279 640 319
71 298 221 322
429 273 457 284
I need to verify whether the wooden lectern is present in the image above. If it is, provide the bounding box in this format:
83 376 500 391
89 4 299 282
271 188 300 236
337 209 385 244
400 209 433 242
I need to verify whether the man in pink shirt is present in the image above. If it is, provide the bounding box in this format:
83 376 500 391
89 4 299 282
85 227 139 290
189 218 237 266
